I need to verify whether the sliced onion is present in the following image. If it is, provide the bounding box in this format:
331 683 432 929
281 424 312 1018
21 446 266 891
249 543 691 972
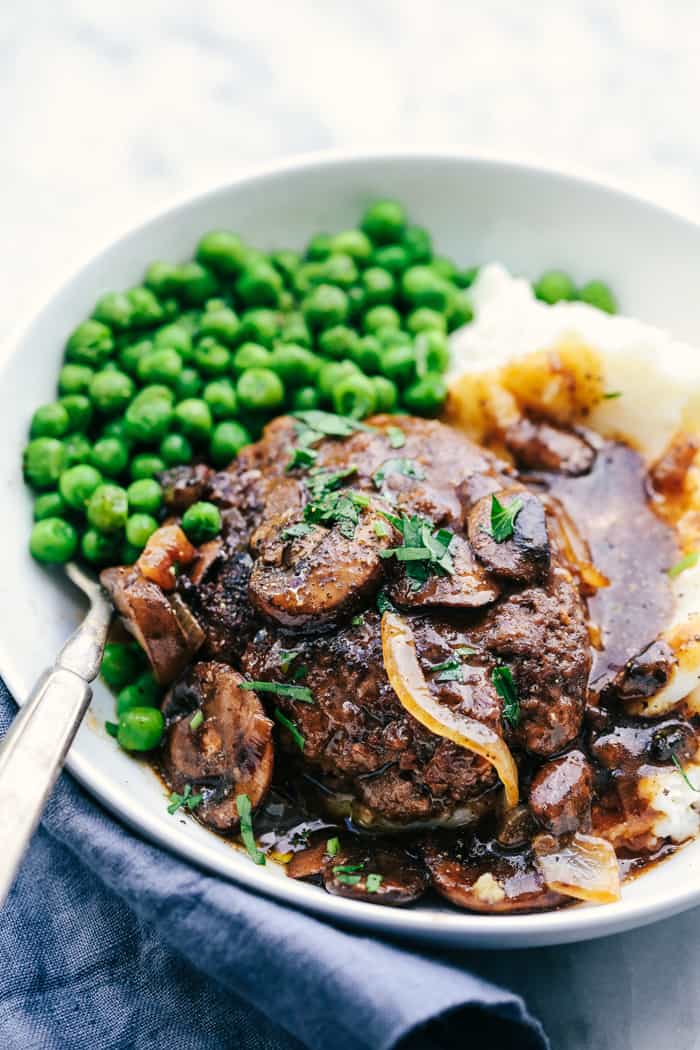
137 524 196 591
380 611 519 808
534 832 621 904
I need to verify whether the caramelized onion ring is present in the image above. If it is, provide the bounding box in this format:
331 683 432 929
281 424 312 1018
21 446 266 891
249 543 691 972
533 832 621 904
381 611 519 808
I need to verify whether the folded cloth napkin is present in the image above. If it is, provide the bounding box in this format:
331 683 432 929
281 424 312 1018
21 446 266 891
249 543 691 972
0 683 547 1050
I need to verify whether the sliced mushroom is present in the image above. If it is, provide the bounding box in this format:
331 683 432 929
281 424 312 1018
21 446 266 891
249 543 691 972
422 832 567 913
162 661 273 832
528 750 593 836
505 418 595 476
614 640 677 702
322 843 428 906
467 487 550 584
101 566 205 684
387 533 500 610
287 840 329 879
590 717 697 772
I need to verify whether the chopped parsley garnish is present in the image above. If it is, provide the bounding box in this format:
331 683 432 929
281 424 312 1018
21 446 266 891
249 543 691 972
274 708 305 751
366 873 383 893
380 512 455 590
236 793 265 865
287 410 374 470
303 489 369 540
669 551 699 578
373 520 390 538
387 426 406 449
428 647 477 683
292 663 308 682
326 836 340 856
376 590 397 615
603 391 622 400
492 665 520 727
105 720 118 738
281 522 314 540
336 874 362 886
333 863 365 874
489 494 524 543
189 709 204 731
307 465 358 500
672 754 700 792
351 614 366 626
278 649 300 674
286 446 318 471
241 680 314 703
167 784 204 815
372 458 425 489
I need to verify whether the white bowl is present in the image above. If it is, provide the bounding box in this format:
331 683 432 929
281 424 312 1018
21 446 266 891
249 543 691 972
2 151 700 948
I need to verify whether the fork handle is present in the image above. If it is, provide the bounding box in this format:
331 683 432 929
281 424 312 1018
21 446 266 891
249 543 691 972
0 595 112 906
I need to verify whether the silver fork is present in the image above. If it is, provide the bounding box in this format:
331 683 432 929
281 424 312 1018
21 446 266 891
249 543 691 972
0 562 113 906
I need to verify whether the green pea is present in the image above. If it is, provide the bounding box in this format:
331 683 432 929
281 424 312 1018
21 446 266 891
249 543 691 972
293 261 324 296
87 483 129 533
196 230 247 275
331 230 372 262
317 360 360 402
235 260 282 307
381 345 416 386
118 339 153 376
361 267 396 306
59 395 92 433
154 323 193 356
268 345 320 388
89 369 135 415
137 347 183 386
534 270 577 305
279 312 311 348
364 305 401 333
302 284 349 331
30 402 70 439
174 398 213 442
127 478 163 515
318 253 358 289
177 261 219 305
100 418 131 445
160 297 180 322
351 336 383 375
402 225 432 262
101 641 145 690
159 432 193 466
117 707 165 752
361 200 406 244
233 342 271 373
292 386 321 412
134 384 175 404
59 464 103 510
62 434 92 468
144 261 182 298
371 244 411 274
333 373 378 419
198 304 240 345
376 326 412 349
93 292 133 330
236 368 285 412
401 266 452 312
81 527 121 566
346 285 366 319
126 287 164 327
430 256 457 281
403 372 448 416
90 437 129 478
415 330 450 375
59 363 95 396
405 308 447 335
181 500 222 544
318 325 360 359
447 289 474 331
126 512 159 549
124 396 173 444
174 367 202 400
210 420 251 467
130 454 166 481
237 308 280 348
23 437 65 490
194 340 231 377
33 491 68 521
270 250 301 284
372 375 399 412
305 233 333 260
117 672 162 716
203 379 238 419
29 517 78 564
579 280 617 314
455 266 479 289
65 320 114 368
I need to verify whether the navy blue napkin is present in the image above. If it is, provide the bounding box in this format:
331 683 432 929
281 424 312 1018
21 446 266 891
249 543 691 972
0 683 547 1050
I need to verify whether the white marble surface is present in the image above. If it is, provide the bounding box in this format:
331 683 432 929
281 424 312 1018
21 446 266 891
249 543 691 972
3 2 700 1047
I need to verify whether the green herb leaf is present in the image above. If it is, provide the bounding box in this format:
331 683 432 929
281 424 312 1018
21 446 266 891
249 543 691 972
326 836 340 857
380 512 455 589
669 551 699 578
286 446 318 471
303 487 369 540
429 656 465 683
351 614 366 627
336 874 362 886
241 680 314 703
236 792 266 865
307 465 358 500
333 863 365 874
274 708 305 751
376 590 396 615
189 709 204 731
373 520 390 538
387 426 406 449
672 754 700 792
293 410 373 439
366 873 383 893
603 391 622 400
492 665 520 727
278 649 300 675
281 522 314 540
105 720 119 738
372 458 426 489
168 783 204 815
292 663 307 682
489 494 524 543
